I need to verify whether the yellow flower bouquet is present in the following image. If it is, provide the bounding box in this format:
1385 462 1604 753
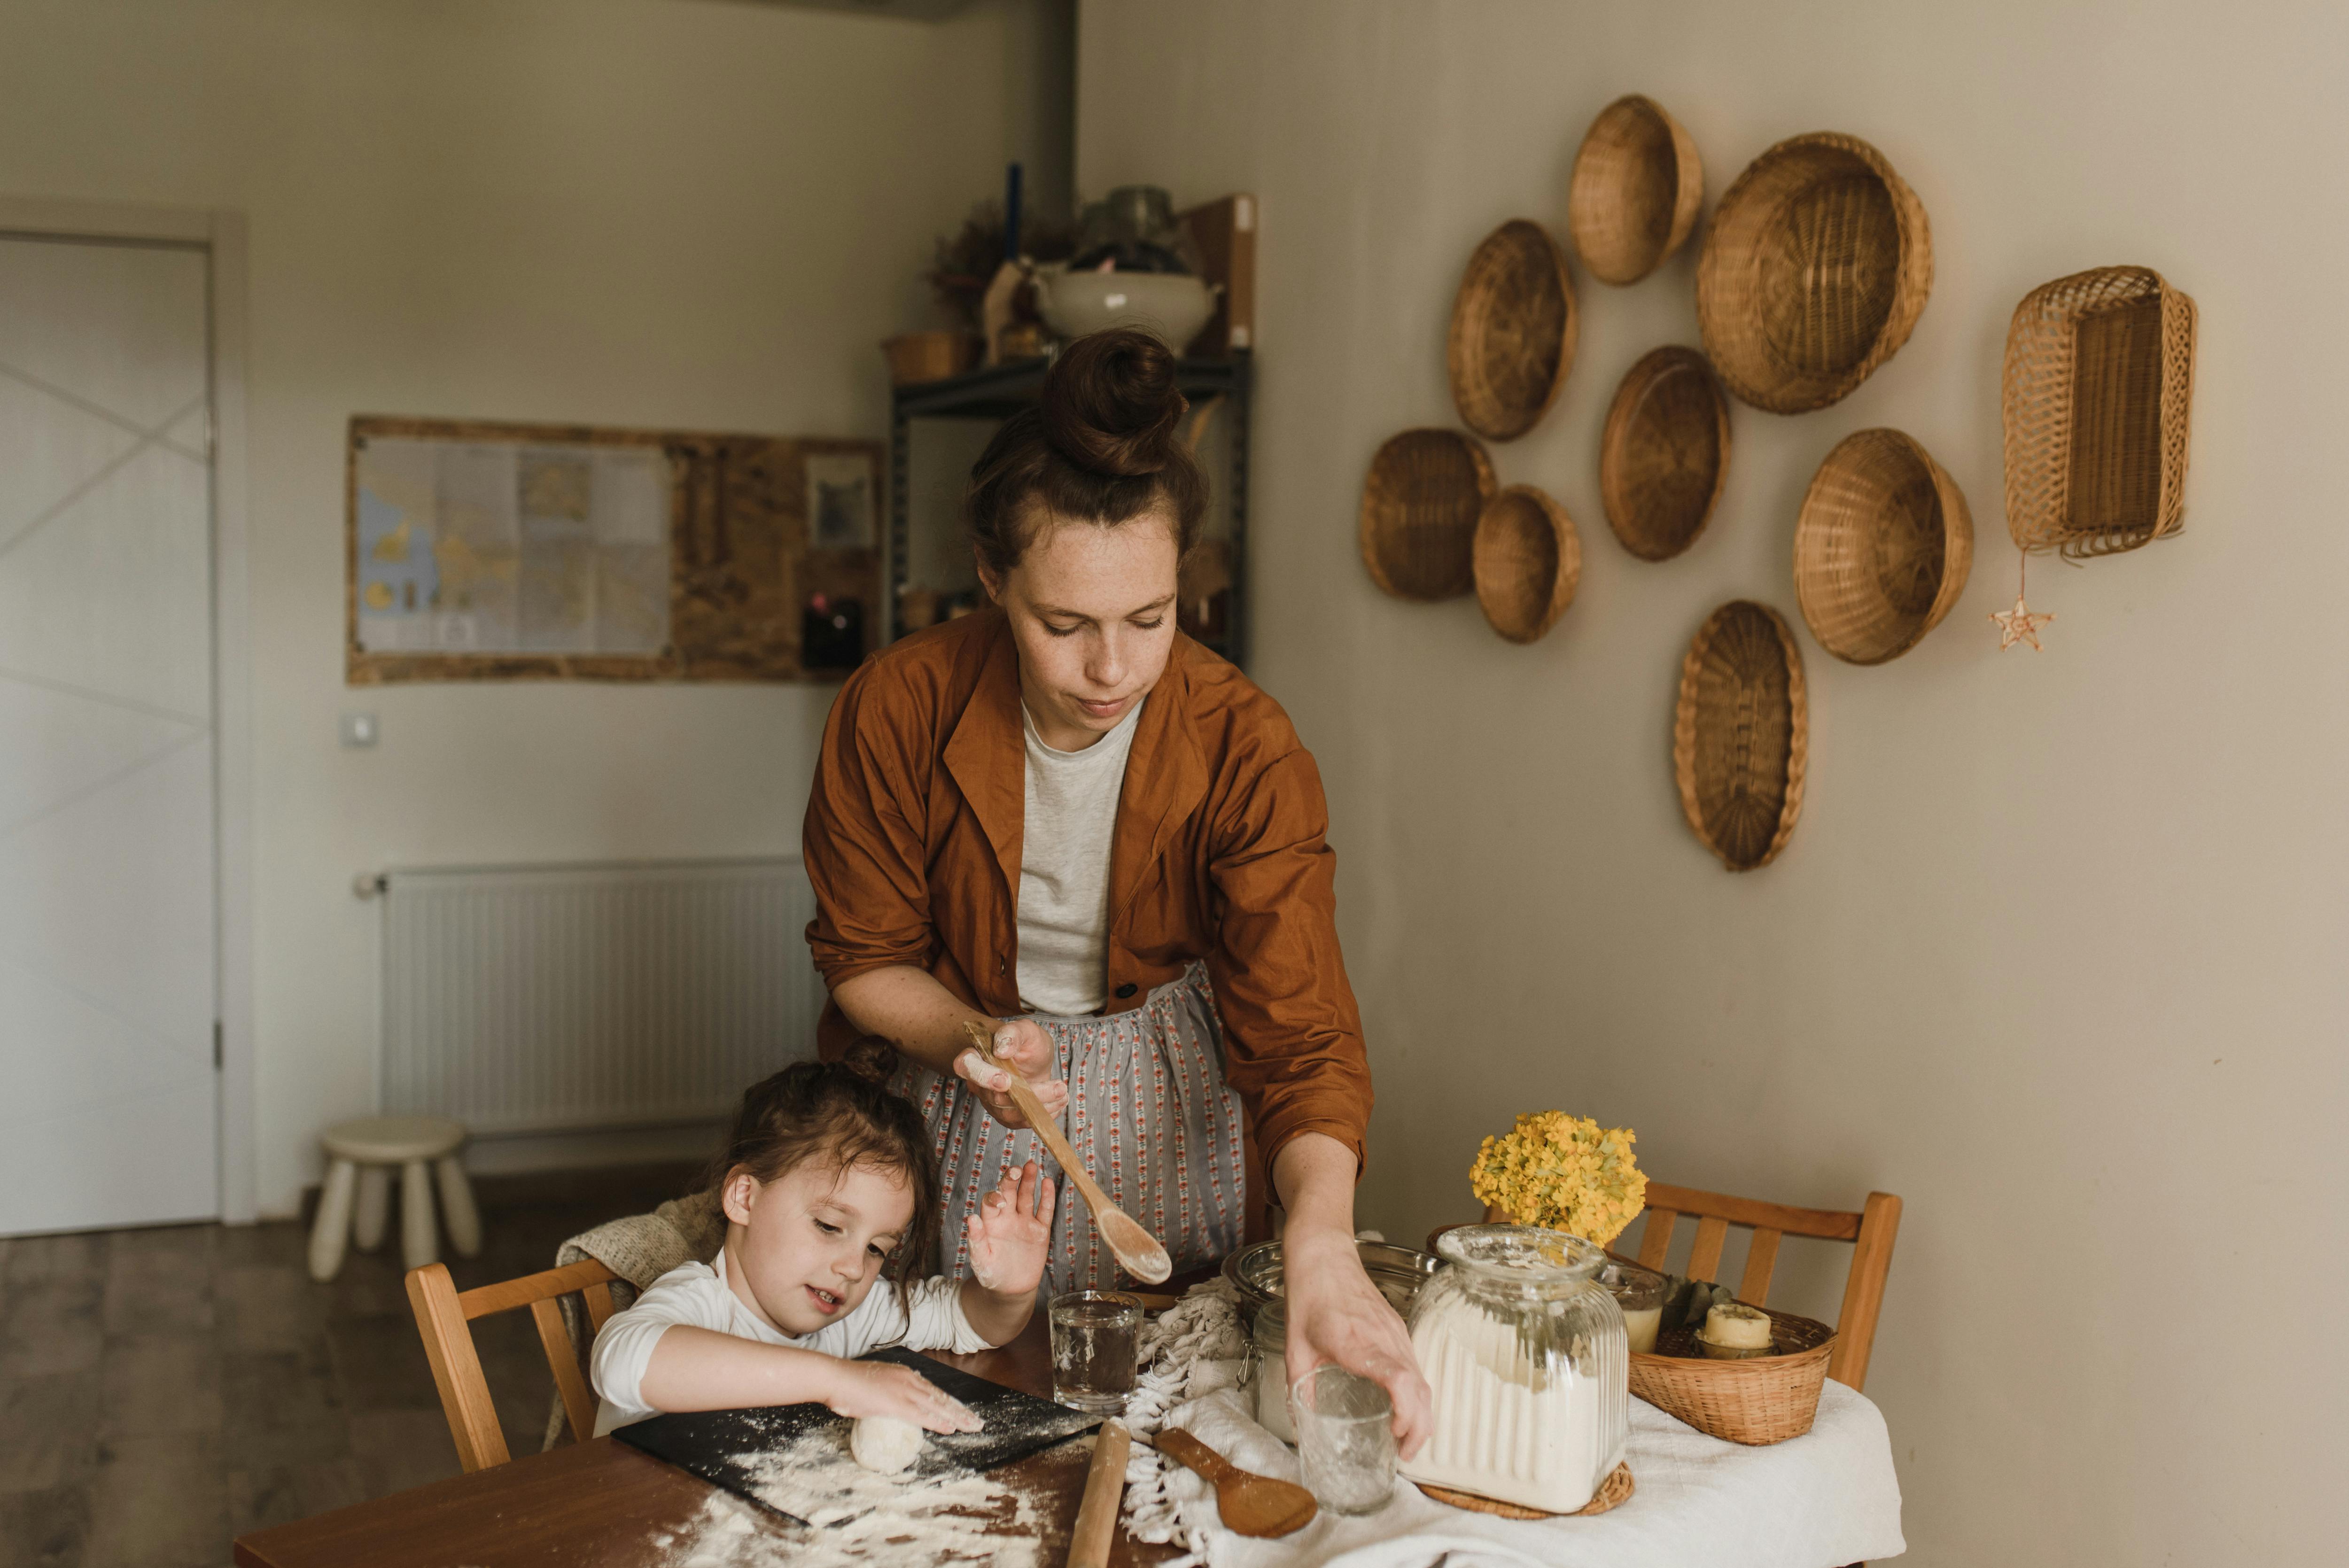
1469 1111 1648 1247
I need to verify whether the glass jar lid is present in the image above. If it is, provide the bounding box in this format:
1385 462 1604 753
1432 1224 1609 1284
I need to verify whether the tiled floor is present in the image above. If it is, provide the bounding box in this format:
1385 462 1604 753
0 1162 702 1568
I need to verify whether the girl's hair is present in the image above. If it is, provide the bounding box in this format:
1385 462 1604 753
965 326 1209 577
704 1036 938 1281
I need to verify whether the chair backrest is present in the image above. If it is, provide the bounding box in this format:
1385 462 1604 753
1630 1181 1902 1392
405 1257 620 1471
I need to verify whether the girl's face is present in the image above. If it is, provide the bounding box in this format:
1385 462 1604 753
720 1157 915 1336
980 511 1181 753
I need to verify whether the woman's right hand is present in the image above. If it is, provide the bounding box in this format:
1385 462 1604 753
823 1359 983 1434
951 1016 1068 1131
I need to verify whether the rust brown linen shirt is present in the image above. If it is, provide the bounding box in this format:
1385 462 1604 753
802 608 1373 1194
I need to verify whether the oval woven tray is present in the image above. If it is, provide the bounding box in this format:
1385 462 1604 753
1601 346 1732 561
1570 95 1704 286
1473 485 1581 643
2001 264 2197 559
1449 219 1579 442
1418 1461 1635 1520
1794 427 1972 664
1696 132 1932 413
1673 602 1806 872
1359 428 1498 601
1630 1305 1834 1445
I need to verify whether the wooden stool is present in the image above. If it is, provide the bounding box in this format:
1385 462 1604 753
308 1117 482 1282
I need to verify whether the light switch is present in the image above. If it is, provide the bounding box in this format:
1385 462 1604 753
340 712 379 748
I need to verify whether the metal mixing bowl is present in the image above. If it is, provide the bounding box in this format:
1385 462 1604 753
1221 1238 1440 1327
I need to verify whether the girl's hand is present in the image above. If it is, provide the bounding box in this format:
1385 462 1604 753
966 1159 1056 1296
823 1360 983 1435
951 1017 1068 1131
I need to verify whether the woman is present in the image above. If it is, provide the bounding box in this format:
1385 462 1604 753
802 328 1429 1454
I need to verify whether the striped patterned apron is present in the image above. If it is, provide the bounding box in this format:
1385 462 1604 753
894 963 1245 1294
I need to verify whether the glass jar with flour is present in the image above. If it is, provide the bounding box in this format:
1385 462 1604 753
1396 1225 1628 1512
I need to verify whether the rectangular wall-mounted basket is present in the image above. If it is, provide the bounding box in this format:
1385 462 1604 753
2001 265 2196 559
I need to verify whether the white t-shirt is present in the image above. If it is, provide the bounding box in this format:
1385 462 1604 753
1016 697 1143 1016
588 1247 987 1435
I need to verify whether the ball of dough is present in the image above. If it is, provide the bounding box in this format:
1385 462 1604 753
849 1414 926 1475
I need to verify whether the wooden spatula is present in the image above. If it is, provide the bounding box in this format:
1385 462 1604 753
1152 1428 1318 1538
960 1019 1173 1284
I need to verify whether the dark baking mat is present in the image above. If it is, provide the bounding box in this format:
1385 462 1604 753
613 1347 1100 1526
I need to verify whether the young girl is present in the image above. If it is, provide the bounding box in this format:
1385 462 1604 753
590 1039 1055 1436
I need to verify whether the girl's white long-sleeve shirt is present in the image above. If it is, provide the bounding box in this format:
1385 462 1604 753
588 1247 988 1435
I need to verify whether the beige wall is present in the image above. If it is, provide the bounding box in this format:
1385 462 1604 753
0 0 1053 1217
1080 0 2347 1560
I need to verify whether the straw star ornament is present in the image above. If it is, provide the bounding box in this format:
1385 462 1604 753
1991 553 2055 651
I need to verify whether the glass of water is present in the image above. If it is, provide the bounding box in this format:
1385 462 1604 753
1290 1365 1396 1515
1049 1290 1141 1413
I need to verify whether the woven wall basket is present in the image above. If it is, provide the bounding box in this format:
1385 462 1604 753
1695 132 1932 414
1793 428 1973 665
1569 95 1705 286
1473 485 1581 643
1360 428 1499 600
1448 219 1579 442
2001 265 2197 559
1673 601 1807 872
1601 346 1732 561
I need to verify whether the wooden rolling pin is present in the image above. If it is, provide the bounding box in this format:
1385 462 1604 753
961 1019 1172 1283
1065 1419 1130 1568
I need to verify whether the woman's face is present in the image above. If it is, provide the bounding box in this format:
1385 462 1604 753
982 510 1181 752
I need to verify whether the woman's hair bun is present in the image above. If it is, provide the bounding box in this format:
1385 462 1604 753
1039 326 1190 479
840 1033 899 1084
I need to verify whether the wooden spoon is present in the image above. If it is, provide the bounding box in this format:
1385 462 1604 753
1152 1428 1318 1538
960 1020 1173 1284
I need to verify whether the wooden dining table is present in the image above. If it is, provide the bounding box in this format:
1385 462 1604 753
232 1309 1180 1568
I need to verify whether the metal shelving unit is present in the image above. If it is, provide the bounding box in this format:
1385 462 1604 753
887 351 1254 668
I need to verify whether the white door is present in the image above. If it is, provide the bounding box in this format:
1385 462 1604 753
0 233 218 1234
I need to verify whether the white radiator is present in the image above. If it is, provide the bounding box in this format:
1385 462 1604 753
377 858 819 1135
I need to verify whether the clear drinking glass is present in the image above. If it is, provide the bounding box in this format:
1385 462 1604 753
1049 1290 1141 1413
1289 1365 1396 1515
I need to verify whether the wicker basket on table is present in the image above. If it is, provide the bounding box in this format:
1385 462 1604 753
1696 132 1932 414
1673 601 1806 871
1569 94 1705 286
1472 485 1581 644
1793 428 1973 665
1631 1305 1837 1445
1601 346 1732 561
1448 219 1579 441
1359 428 1498 600
2002 265 2197 559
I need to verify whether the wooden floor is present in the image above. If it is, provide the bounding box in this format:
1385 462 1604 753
0 1162 702 1568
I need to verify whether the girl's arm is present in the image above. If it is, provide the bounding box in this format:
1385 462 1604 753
955 1159 1057 1346
640 1327 980 1432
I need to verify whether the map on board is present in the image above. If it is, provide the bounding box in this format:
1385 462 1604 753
352 437 673 656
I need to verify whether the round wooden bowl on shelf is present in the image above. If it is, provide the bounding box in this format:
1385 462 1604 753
1794 427 1972 665
1359 428 1499 601
1448 219 1579 442
2002 264 2198 559
1472 485 1581 644
881 330 982 386
1695 132 1932 414
1673 601 1806 872
1569 94 1705 286
1600 346 1732 561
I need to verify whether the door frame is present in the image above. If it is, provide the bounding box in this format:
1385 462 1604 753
0 195 258 1224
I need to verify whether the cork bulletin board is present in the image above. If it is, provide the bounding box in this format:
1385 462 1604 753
345 415 882 683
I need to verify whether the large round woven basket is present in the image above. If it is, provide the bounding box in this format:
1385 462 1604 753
1569 95 1705 286
1601 346 1732 561
1448 220 1579 442
2002 264 2197 559
1629 1304 1835 1445
1673 602 1806 872
1360 428 1499 600
1793 428 1972 665
1696 132 1932 414
1472 485 1581 644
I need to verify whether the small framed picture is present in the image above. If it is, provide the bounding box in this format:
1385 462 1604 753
805 451 876 550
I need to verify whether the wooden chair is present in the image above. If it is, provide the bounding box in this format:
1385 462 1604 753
405 1257 621 1472
1437 1181 1903 1392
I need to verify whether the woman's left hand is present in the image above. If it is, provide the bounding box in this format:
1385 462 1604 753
1282 1226 1434 1459
966 1158 1056 1296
